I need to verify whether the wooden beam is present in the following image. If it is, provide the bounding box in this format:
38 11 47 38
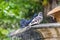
32 23 60 28
9 23 60 37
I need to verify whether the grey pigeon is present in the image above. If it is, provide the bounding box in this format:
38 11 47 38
29 12 43 26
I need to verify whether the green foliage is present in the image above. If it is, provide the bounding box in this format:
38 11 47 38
0 0 43 40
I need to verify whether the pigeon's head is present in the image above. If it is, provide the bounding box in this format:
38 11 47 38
38 12 43 16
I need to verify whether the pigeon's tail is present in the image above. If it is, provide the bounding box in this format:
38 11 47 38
20 19 32 28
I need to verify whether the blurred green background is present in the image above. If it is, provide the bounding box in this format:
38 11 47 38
0 0 60 40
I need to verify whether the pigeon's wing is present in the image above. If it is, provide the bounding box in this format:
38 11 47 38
29 16 43 26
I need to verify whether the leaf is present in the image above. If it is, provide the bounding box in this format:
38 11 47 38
1 29 8 35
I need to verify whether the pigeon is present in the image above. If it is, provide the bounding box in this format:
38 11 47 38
20 13 38 28
28 12 43 26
